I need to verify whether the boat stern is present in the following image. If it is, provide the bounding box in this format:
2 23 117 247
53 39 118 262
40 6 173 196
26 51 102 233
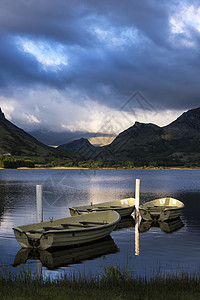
13 228 34 249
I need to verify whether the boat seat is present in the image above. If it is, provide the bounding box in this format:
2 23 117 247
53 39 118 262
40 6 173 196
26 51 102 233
43 224 93 231
147 206 178 212
28 230 44 234
164 206 179 209
76 209 92 212
43 227 65 231
80 221 108 225
61 223 93 228
146 207 163 212
147 207 163 210
110 206 125 208
153 206 178 209
97 206 110 209
94 207 112 211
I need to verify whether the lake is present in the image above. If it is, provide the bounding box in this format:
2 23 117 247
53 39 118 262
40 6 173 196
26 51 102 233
0 168 200 279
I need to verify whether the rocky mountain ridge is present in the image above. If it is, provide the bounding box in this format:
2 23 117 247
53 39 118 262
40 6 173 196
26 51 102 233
59 107 200 166
1 106 200 167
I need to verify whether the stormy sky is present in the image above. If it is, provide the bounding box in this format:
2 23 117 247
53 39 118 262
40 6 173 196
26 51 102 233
0 0 200 135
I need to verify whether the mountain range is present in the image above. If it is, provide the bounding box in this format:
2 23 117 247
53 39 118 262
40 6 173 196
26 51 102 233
58 107 200 167
0 106 200 167
29 130 115 147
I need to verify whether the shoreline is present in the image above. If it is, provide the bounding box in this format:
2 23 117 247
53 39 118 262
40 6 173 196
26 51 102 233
0 166 200 170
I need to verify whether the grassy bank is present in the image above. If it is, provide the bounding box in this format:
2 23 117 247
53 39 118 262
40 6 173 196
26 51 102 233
1 265 200 300
1 154 200 170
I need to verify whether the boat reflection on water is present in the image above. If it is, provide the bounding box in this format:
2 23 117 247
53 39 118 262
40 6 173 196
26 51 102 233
139 217 184 234
112 215 139 256
135 217 184 256
114 216 135 231
13 236 119 270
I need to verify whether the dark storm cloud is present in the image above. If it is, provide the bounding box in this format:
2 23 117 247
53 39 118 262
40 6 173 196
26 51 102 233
0 35 71 93
0 0 93 45
0 0 200 112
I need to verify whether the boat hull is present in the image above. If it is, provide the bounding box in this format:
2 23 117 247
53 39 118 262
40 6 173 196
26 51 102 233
139 198 184 221
13 211 120 250
69 198 135 218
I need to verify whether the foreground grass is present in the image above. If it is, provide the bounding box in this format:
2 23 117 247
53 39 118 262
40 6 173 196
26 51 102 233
1 265 200 300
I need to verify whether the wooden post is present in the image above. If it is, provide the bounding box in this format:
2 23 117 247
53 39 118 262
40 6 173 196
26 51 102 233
36 185 43 223
135 179 140 218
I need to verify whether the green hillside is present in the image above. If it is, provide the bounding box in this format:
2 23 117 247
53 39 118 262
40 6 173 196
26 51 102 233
0 109 54 156
101 107 200 166
59 107 200 167
1 107 200 168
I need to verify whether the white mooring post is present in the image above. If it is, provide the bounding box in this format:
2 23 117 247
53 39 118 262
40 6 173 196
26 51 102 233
36 184 43 223
135 179 140 218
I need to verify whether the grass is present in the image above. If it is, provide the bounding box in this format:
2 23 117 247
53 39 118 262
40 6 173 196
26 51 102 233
1 264 200 300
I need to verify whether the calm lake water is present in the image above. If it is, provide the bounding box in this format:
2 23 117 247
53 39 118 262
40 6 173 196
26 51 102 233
0 168 200 279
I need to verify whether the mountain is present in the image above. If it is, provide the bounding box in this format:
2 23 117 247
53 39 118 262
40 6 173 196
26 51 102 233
59 107 200 167
166 107 200 131
1 106 200 166
29 130 95 146
0 108 54 156
102 107 200 165
58 138 102 159
29 130 115 146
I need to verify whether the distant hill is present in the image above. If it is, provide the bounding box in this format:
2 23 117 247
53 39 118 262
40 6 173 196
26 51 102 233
29 130 115 146
0 108 54 156
29 130 94 146
102 107 200 165
58 107 200 167
58 138 102 159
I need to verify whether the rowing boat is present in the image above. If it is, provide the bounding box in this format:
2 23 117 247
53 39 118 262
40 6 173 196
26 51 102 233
139 197 184 221
13 210 120 250
69 198 135 218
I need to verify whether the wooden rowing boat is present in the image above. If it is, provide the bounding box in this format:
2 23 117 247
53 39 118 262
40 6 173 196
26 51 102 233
13 236 119 269
69 198 135 218
13 210 120 250
139 197 184 221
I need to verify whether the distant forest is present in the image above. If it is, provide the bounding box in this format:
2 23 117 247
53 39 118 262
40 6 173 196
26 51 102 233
0 154 199 169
